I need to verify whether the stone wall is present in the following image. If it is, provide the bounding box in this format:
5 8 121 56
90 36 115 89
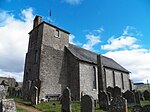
105 68 114 87
79 62 98 100
38 23 69 100
22 23 43 99
105 68 130 92
66 49 80 100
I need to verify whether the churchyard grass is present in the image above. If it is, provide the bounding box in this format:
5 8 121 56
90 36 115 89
141 100 150 106
12 97 150 112
16 106 29 112
35 101 107 112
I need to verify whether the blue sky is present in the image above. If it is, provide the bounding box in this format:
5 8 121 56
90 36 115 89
0 0 150 83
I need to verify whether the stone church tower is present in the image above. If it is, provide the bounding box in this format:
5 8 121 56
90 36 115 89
22 16 70 102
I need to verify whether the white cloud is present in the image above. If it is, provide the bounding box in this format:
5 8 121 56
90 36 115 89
101 36 139 50
0 8 34 81
123 26 143 36
69 34 82 46
64 0 81 5
101 26 141 51
69 34 76 44
82 34 101 51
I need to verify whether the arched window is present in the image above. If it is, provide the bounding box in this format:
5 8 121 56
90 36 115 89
93 66 97 89
121 73 124 90
35 50 38 63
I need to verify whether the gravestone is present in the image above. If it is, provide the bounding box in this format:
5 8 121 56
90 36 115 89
99 91 109 110
132 105 142 112
81 95 94 112
106 87 113 95
134 91 141 105
112 86 122 98
143 90 150 100
61 87 72 112
31 86 38 105
0 85 6 101
109 96 128 112
139 92 144 101
2 99 16 112
142 105 150 112
123 90 136 107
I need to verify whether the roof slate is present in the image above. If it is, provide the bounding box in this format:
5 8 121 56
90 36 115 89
67 44 130 73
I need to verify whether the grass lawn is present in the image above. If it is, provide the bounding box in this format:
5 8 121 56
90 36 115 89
16 106 29 112
12 97 150 112
35 101 107 112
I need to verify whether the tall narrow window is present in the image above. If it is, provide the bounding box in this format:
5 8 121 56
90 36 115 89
113 71 116 87
121 73 124 90
93 66 97 89
55 29 59 38
35 50 38 63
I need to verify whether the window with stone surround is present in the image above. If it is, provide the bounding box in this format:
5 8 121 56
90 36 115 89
35 50 38 63
55 29 59 38
121 73 124 90
93 66 97 89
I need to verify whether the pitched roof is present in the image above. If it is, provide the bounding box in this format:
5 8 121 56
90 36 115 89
67 44 130 73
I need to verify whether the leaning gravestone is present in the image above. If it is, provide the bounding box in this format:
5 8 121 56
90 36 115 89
61 87 72 112
123 90 136 107
81 95 94 112
142 105 150 112
2 99 16 112
134 91 141 105
109 96 128 112
99 91 109 110
31 86 38 105
143 90 150 100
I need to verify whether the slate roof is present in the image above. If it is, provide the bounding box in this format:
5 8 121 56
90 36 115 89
67 44 130 73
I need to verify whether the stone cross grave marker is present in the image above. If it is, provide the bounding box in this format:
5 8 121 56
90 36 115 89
109 96 128 112
123 90 136 107
61 87 72 112
81 95 95 112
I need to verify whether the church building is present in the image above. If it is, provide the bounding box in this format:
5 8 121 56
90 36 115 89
22 16 132 103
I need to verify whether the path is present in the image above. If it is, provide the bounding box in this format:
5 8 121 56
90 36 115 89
16 102 41 112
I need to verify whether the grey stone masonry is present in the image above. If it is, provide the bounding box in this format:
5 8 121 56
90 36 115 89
0 85 6 102
109 96 128 112
2 99 16 112
81 95 95 112
61 87 72 112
